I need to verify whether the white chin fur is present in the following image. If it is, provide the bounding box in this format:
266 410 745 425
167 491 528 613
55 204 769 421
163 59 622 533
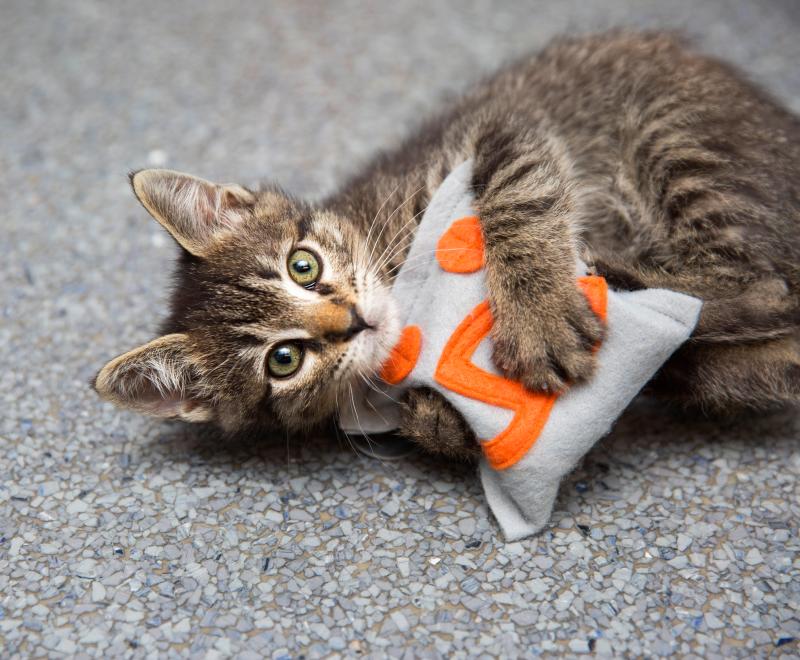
353 282 401 377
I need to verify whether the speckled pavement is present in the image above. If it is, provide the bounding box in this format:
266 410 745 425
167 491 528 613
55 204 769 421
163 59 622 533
2 1 799 657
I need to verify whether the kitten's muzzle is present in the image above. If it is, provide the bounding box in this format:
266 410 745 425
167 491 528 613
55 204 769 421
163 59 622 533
342 307 372 340
312 302 373 343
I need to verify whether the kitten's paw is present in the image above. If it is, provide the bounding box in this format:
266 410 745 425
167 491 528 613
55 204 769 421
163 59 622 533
399 387 479 461
491 288 604 393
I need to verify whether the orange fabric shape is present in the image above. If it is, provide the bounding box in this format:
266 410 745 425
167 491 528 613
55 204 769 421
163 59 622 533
578 275 608 323
434 276 608 470
380 325 423 385
436 215 485 273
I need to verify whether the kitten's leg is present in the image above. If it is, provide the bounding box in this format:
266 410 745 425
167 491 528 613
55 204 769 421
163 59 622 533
650 335 800 412
589 256 800 343
471 125 604 392
589 113 800 411
590 252 800 411
398 387 480 461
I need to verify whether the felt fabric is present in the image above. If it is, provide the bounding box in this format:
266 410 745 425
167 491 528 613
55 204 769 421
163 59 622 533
339 160 703 540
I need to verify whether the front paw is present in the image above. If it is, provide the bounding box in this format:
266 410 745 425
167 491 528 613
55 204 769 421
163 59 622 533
399 388 479 461
491 288 604 393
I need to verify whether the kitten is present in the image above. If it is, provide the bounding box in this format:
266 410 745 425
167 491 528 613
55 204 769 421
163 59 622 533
94 31 800 460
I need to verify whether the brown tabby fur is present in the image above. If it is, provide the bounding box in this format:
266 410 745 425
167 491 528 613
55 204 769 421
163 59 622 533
95 32 800 461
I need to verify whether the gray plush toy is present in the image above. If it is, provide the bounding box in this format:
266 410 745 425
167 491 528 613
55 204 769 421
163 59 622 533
340 160 702 540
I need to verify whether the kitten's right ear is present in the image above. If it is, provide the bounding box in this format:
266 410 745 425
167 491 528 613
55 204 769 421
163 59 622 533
130 169 256 257
93 333 212 422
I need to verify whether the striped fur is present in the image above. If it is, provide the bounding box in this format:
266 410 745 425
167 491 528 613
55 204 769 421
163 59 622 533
96 32 800 453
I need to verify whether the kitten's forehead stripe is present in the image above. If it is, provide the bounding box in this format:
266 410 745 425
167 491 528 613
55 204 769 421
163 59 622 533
257 267 281 280
232 332 267 347
238 277 281 295
231 280 273 296
297 216 314 240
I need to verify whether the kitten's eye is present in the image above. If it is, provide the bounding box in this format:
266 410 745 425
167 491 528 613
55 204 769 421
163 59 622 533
267 343 303 378
288 249 320 289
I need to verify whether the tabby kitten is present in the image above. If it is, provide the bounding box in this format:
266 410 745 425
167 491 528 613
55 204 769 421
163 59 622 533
95 32 800 460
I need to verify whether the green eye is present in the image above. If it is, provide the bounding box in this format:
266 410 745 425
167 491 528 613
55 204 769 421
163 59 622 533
288 249 320 288
267 343 303 378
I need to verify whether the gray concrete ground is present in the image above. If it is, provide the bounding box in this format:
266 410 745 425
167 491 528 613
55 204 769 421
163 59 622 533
2 1 799 657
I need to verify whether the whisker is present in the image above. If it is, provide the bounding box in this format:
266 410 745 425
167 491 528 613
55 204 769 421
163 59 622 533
347 382 389 470
332 387 360 459
383 247 475 278
360 372 401 405
371 202 430 275
367 184 426 266
364 396 392 427
364 180 405 261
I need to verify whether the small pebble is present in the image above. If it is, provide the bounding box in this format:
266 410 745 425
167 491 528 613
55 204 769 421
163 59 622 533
569 639 591 654
390 612 410 633
458 518 477 536
91 582 106 603
745 549 764 566
397 557 410 578
511 610 538 626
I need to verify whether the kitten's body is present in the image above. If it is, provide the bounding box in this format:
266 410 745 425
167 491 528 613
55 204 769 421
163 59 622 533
95 32 800 459
329 32 800 445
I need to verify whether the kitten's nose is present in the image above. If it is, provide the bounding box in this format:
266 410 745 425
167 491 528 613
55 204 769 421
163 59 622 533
345 307 371 340
334 306 372 342
310 303 372 342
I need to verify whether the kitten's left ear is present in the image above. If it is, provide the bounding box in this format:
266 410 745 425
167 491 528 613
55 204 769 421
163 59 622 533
130 169 256 257
93 333 212 422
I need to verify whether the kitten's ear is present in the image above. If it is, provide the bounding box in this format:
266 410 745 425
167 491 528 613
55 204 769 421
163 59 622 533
93 333 212 422
130 169 256 257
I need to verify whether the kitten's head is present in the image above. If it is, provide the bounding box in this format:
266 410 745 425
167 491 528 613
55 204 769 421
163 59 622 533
94 170 400 433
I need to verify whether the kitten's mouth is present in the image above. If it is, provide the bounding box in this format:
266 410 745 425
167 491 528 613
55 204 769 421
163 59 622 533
357 316 391 353
354 293 401 375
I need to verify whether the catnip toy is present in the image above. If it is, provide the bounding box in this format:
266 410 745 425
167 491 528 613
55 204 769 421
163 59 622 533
340 160 703 541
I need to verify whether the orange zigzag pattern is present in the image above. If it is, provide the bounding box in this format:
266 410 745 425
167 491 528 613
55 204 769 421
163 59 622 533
434 277 607 470
431 216 608 469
